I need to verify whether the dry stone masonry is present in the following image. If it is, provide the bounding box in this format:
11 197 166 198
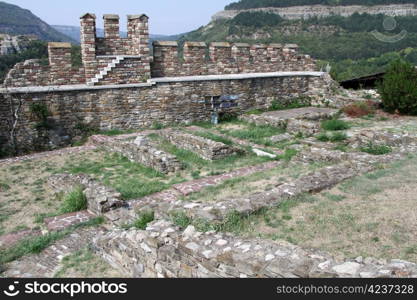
0 11 335 154
48 173 125 215
240 107 338 136
93 134 183 174
93 221 417 278
159 129 242 161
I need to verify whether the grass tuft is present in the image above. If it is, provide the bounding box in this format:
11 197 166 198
321 119 350 131
133 211 155 230
360 143 392 155
60 186 87 214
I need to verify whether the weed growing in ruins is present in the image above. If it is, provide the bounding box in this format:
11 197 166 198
278 149 298 161
29 103 52 130
133 211 155 230
60 186 87 213
269 97 311 111
317 132 348 142
360 143 392 155
151 122 164 130
0 182 10 192
171 211 192 228
321 119 350 131
221 123 285 146
193 131 234 146
0 217 104 266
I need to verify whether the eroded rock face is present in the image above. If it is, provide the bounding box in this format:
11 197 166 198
48 173 125 215
93 220 417 278
0 34 37 55
212 4 417 21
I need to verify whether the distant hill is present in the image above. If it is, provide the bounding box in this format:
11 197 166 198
182 1 417 81
52 25 180 44
0 1 75 42
225 0 417 10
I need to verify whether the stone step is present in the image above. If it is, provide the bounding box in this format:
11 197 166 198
87 56 126 86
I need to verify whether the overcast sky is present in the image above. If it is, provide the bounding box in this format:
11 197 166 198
4 0 235 35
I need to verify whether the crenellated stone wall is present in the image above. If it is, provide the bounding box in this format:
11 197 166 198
3 43 86 87
151 41 317 78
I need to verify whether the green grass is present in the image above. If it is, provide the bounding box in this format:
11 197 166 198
360 143 392 155
221 123 285 146
99 129 137 136
321 119 351 131
171 211 192 228
269 98 310 111
60 152 172 200
60 186 87 214
151 134 273 174
0 217 104 267
192 131 234 146
317 132 348 142
132 211 155 230
0 182 10 191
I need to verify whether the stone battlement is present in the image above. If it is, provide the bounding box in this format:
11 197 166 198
2 13 319 88
152 41 316 77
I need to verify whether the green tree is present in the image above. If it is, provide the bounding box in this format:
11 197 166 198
378 59 417 115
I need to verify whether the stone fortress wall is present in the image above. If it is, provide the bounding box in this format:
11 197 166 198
0 12 332 154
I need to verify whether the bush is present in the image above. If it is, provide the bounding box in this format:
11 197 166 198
60 186 87 213
360 143 392 155
343 101 377 118
378 59 417 115
321 119 350 131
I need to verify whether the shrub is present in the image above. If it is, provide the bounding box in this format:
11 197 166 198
133 211 155 230
343 100 377 117
378 59 417 115
330 132 348 142
321 119 350 131
360 143 392 155
30 103 52 130
317 132 330 142
317 132 348 142
60 186 87 213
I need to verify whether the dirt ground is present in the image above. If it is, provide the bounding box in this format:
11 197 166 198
245 154 417 262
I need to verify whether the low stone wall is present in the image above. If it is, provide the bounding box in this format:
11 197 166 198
48 173 125 215
159 129 241 161
348 130 417 149
240 107 338 136
93 220 417 278
240 107 338 128
96 135 183 174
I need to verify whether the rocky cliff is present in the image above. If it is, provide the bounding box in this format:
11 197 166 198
213 4 417 20
0 34 37 55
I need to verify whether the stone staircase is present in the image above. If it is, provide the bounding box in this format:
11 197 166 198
87 56 125 86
